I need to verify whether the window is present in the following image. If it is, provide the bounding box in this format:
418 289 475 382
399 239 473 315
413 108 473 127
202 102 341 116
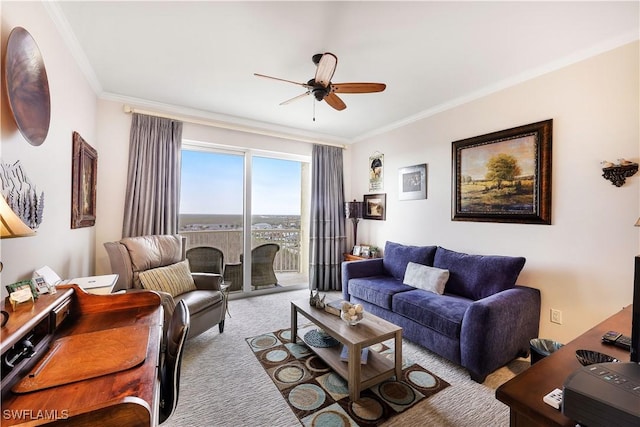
180 144 309 294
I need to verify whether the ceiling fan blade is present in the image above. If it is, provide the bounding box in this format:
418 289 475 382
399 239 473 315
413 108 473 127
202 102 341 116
331 82 386 93
254 73 312 89
279 91 310 105
314 53 337 88
324 92 346 111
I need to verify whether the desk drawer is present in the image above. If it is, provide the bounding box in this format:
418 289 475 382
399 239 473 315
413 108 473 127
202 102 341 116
51 297 72 329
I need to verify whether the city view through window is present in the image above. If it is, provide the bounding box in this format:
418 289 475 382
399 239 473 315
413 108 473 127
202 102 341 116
179 149 309 292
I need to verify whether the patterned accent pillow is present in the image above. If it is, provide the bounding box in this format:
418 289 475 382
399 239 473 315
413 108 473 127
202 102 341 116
138 260 196 297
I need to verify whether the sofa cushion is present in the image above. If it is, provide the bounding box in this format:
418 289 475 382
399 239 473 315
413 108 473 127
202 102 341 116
393 289 472 339
139 260 197 297
403 262 449 295
433 247 526 300
348 276 414 310
383 241 437 280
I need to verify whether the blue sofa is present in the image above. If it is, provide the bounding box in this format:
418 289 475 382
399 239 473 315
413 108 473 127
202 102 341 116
342 241 541 382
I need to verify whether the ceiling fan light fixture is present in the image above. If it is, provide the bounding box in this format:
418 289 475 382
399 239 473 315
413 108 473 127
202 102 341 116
312 88 327 101
255 52 386 111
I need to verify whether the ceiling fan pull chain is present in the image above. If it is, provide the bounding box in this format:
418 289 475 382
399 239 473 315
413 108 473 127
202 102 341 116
313 98 316 122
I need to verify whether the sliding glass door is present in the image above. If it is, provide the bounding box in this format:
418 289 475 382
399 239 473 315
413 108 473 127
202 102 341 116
250 156 309 292
180 144 309 295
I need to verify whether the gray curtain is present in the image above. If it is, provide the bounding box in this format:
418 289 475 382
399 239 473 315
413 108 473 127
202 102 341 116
122 113 183 237
309 144 347 291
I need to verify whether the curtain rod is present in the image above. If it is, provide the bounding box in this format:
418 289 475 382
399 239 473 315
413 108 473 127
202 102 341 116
123 105 346 148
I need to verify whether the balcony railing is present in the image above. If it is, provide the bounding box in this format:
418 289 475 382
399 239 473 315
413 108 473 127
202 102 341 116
180 229 300 272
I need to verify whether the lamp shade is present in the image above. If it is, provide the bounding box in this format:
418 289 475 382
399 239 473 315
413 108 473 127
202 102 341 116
345 200 363 219
0 196 35 238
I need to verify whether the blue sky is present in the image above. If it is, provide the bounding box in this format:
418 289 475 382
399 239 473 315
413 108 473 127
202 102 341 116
180 150 302 215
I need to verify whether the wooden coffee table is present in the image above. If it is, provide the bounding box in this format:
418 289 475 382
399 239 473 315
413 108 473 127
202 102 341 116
291 298 402 401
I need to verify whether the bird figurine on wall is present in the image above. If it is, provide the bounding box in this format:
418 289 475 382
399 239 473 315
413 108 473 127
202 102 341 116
601 160 614 168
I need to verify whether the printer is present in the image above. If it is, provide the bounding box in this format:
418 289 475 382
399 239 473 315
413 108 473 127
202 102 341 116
562 362 640 427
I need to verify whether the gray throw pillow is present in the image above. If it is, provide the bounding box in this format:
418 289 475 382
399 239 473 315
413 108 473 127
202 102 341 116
403 262 449 295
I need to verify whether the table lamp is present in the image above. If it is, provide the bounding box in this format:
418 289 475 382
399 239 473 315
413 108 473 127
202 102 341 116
1 196 35 238
344 200 363 252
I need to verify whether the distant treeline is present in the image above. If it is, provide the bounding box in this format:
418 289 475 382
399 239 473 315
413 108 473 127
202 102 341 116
179 214 301 229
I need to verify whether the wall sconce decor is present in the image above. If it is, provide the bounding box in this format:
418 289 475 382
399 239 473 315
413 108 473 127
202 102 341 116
601 159 638 187
344 199 363 252
0 196 35 238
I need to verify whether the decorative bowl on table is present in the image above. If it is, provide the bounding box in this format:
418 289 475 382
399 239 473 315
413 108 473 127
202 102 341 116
575 349 619 366
340 302 364 326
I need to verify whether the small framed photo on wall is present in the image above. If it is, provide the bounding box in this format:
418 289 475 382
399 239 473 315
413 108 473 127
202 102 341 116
71 131 98 229
369 152 384 191
363 193 386 220
399 164 427 200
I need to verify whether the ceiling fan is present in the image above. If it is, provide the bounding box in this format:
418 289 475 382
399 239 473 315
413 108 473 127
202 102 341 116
254 52 386 111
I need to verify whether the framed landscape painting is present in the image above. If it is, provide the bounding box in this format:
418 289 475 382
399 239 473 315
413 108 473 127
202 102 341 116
363 193 386 220
452 119 552 224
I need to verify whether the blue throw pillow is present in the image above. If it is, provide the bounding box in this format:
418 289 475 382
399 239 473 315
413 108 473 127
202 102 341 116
433 246 526 300
383 241 437 280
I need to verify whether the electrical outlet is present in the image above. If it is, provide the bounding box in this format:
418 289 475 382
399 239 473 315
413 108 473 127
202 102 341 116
550 308 563 325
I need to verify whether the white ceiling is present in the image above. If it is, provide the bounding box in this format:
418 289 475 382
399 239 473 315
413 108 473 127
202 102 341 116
48 1 639 144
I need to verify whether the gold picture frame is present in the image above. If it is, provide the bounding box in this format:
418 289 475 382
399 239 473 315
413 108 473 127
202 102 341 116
71 131 97 228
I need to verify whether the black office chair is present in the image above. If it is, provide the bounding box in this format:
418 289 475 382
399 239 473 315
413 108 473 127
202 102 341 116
159 300 190 424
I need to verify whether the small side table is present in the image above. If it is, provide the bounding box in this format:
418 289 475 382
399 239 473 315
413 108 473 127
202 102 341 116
344 253 371 262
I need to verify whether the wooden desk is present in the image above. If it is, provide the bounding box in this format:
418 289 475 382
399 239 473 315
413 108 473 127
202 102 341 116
1 285 163 426
496 305 633 427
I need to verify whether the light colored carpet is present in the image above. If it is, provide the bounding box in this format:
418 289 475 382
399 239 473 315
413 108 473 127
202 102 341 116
164 289 529 427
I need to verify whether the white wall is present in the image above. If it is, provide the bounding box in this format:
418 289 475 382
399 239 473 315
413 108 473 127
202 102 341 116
1 1 98 293
348 42 639 343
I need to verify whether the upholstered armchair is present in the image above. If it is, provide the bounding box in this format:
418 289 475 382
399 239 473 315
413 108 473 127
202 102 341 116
104 234 226 339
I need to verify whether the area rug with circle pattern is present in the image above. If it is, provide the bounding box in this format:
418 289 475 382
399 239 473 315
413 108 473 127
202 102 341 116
246 328 450 427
